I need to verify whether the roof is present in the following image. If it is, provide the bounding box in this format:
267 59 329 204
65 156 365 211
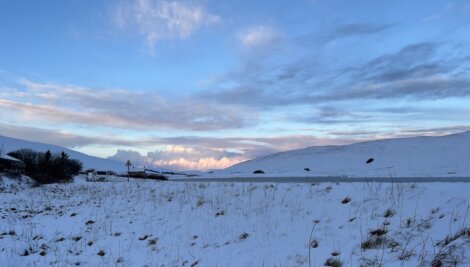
0 154 22 162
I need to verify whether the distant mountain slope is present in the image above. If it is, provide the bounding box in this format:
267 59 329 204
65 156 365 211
0 135 125 172
222 131 470 178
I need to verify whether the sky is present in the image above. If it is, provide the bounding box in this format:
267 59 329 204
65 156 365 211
1 0 470 171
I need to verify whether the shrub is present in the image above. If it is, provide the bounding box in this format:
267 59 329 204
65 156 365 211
310 239 319 248
361 236 385 249
324 257 342 267
215 210 225 216
370 228 387 236
253 170 265 174
384 208 395 218
341 197 351 204
148 238 157 246
7 149 82 184
122 172 167 180
239 233 249 240
360 228 397 250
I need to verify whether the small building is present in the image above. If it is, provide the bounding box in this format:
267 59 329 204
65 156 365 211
95 170 108 181
85 169 97 182
0 154 25 175
85 169 114 182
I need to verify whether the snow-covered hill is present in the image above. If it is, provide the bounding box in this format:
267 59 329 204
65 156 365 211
0 135 125 172
220 131 470 178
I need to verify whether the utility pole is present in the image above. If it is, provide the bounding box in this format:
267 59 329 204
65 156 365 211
126 160 132 182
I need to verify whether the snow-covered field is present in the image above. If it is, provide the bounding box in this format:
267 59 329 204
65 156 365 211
1 175 470 266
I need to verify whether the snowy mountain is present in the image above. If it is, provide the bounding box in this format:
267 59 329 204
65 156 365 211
220 131 470 178
0 135 125 172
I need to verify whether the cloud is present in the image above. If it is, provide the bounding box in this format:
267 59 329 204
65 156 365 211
327 126 470 140
107 149 147 165
292 106 372 124
298 22 393 45
400 126 470 136
0 123 140 148
151 156 241 170
106 134 358 170
114 0 220 51
329 23 393 40
319 76 470 102
0 79 253 131
202 42 470 110
344 42 443 82
238 25 280 49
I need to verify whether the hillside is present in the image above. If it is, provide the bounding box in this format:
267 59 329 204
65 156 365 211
220 131 470 178
0 135 125 172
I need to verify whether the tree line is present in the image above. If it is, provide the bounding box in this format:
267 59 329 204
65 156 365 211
7 149 82 184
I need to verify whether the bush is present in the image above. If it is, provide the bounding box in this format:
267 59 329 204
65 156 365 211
341 196 351 204
7 149 82 184
253 170 265 174
324 257 342 267
121 172 167 180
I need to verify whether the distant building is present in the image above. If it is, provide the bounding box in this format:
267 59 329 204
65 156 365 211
0 154 25 175
85 169 115 182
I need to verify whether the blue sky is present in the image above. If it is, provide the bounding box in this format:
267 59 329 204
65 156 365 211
1 0 470 170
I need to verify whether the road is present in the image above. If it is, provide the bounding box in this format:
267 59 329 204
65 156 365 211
169 176 470 183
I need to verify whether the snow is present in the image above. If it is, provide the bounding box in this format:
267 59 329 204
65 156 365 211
0 154 22 162
211 131 470 178
0 135 126 172
2 131 470 265
1 177 470 266
4 130 470 179
0 175 35 193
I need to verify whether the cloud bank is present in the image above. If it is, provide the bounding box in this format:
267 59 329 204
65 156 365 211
0 79 253 131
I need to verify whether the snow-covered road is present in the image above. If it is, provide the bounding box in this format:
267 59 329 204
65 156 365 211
170 176 470 183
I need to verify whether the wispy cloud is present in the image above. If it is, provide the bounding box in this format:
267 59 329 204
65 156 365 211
113 0 220 51
319 76 470 102
327 23 393 41
292 106 372 124
298 22 394 45
1 79 253 131
202 42 470 109
0 124 104 148
344 42 443 82
238 25 281 49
